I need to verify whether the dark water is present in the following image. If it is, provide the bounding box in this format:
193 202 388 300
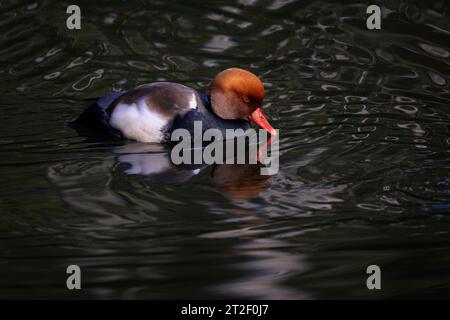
1 0 450 299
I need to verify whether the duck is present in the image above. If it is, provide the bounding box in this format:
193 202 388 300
70 68 276 143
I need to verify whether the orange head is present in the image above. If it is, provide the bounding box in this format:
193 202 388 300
209 68 276 135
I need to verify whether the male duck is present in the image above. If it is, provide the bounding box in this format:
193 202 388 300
71 68 276 142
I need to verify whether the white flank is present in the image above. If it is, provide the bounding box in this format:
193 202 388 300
188 93 197 109
110 99 167 142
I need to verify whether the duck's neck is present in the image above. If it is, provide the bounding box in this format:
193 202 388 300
168 91 250 141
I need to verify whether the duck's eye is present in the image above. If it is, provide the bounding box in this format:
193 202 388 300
242 96 250 103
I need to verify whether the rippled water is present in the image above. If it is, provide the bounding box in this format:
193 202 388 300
1 0 450 299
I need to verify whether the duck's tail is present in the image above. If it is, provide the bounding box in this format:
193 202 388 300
67 99 123 139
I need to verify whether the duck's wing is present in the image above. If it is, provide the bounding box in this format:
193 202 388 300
106 82 204 143
96 91 125 109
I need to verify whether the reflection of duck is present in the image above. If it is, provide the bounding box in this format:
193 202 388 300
115 139 271 199
69 68 276 142
212 163 270 199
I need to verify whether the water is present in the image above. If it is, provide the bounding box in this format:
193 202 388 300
1 0 450 299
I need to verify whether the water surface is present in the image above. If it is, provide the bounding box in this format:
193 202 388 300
1 0 450 299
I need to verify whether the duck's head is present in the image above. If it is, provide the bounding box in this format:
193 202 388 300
209 68 276 136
